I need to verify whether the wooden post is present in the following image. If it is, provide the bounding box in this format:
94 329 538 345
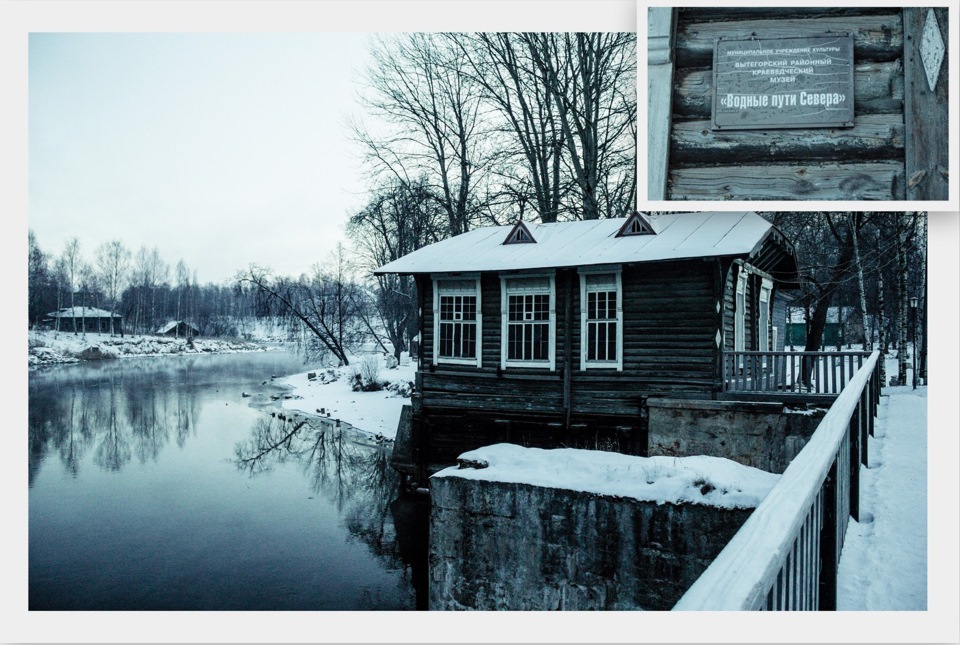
648 8 676 200
904 8 949 200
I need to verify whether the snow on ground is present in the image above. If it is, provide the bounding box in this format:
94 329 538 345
278 355 417 440
837 382 927 610
433 443 780 510
27 329 267 367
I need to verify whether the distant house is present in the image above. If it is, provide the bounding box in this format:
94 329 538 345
376 211 801 477
44 307 123 334
786 306 865 349
157 321 200 339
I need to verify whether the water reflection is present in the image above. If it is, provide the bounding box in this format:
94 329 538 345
29 351 428 610
29 363 202 483
234 416 428 609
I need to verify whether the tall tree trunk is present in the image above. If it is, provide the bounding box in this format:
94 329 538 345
877 268 886 385
851 216 870 350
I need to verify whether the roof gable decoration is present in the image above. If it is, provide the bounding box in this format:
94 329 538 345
616 211 656 237
503 220 536 245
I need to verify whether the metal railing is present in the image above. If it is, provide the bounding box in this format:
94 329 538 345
723 351 872 395
675 350 880 610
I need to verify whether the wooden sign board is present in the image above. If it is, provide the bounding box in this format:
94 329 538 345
712 34 855 130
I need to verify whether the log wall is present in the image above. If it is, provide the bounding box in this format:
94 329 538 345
667 8 907 200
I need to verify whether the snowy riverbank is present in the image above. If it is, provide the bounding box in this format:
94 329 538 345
278 356 417 440
28 330 268 367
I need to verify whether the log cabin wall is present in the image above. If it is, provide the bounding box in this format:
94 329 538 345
668 7 908 200
413 260 725 468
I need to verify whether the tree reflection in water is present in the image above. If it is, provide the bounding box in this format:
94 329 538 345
28 362 202 484
234 415 429 609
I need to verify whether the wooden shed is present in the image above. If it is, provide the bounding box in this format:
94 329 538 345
44 307 123 334
648 7 949 200
376 212 801 478
157 320 200 339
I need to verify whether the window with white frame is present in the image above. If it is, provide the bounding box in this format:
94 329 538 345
433 277 481 366
501 275 555 369
580 271 623 370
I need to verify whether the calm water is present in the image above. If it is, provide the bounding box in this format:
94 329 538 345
28 349 428 610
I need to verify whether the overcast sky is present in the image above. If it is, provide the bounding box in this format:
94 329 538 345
30 32 374 284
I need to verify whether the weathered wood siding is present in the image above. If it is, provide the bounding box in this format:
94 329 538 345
419 261 720 421
667 8 907 200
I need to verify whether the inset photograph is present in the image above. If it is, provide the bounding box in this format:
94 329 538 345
647 7 949 201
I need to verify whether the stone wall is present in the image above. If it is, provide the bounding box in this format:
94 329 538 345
429 476 753 610
647 399 825 473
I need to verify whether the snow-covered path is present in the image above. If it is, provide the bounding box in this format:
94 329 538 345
836 385 927 610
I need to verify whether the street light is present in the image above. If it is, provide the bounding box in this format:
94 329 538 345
909 296 919 389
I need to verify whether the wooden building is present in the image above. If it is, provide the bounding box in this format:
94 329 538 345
648 7 949 200
376 212 801 478
44 307 123 334
157 320 200 339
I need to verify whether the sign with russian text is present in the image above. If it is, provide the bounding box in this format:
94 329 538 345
711 34 855 130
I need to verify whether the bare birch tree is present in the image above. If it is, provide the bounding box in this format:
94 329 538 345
96 240 131 336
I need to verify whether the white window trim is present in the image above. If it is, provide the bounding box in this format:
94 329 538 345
432 274 482 367
758 278 772 354
500 272 556 370
579 267 623 371
734 265 747 355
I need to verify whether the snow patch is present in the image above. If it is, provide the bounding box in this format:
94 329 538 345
433 443 780 510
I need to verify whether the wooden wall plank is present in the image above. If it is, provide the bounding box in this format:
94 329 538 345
669 161 905 200
670 114 904 165
675 14 904 68
673 61 904 119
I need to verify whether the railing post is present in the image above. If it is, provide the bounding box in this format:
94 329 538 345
849 411 860 522
819 460 838 610
861 389 869 466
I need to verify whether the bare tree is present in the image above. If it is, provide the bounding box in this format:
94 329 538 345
237 249 368 366
60 237 82 333
526 32 636 220
354 33 490 237
349 178 446 359
96 240 131 336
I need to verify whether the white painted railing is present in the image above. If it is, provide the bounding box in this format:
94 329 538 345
674 350 880 610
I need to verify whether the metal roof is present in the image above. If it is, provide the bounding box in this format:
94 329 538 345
376 211 774 275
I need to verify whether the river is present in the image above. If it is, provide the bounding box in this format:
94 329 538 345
28 349 428 610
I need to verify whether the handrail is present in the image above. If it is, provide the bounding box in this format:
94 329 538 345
675 350 880 610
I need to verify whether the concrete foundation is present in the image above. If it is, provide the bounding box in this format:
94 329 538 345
646 398 825 474
429 477 753 610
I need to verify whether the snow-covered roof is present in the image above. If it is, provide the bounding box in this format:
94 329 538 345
157 320 199 334
376 212 774 275
46 307 120 318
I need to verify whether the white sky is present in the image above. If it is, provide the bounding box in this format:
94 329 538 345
30 32 375 283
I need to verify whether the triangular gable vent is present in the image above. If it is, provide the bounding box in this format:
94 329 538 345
616 211 656 237
503 220 536 245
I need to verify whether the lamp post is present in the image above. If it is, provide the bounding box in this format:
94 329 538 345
909 296 918 389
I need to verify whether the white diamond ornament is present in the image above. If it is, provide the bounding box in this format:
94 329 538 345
716 330 722 347
920 8 944 92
